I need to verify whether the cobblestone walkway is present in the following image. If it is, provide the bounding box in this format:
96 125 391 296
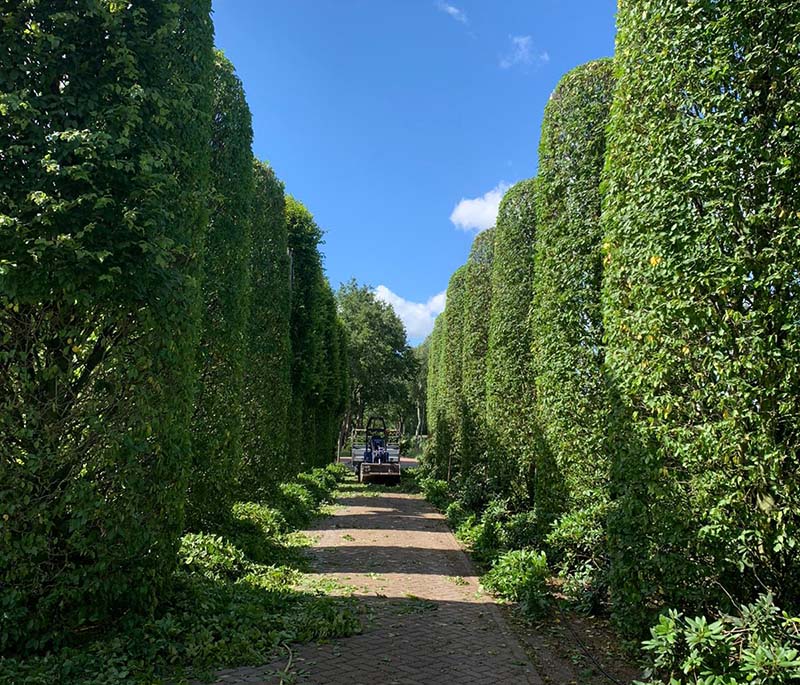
210 483 542 684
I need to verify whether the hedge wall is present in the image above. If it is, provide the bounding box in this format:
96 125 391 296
460 229 495 491
424 314 448 478
602 0 800 634
285 197 346 470
239 160 291 497
188 52 254 530
485 180 538 505
530 59 614 528
440 266 468 481
0 0 213 649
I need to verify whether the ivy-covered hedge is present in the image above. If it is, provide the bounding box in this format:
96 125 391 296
0 0 214 649
460 229 495 491
188 52 254 530
485 179 538 504
530 59 614 533
602 1 800 634
239 160 291 498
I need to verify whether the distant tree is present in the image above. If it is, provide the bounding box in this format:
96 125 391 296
336 280 414 434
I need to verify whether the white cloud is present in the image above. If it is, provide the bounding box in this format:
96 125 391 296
449 182 510 232
374 286 446 341
500 35 549 69
435 1 468 24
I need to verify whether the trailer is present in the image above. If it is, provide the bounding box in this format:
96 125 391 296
351 416 401 484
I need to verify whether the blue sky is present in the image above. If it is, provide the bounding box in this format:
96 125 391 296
211 1 617 343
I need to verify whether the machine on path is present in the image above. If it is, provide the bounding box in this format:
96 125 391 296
350 416 401 484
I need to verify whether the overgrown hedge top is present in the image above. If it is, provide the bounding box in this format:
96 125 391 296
602 0 800 632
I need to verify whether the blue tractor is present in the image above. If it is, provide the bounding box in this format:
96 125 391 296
350 416 401 484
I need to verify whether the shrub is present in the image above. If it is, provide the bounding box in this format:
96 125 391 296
187 52 255 530
420 477 450 511
0 0 214 649
482 550 550 616
485 179 539 505
276 482 318 529
178 533 249 581
636 595 800 685
530 59 615 527
602 0 800 634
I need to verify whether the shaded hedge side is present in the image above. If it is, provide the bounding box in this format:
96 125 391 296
530 59 615 529
188 52 254 530
602 1 800 634
485 179 538 504
239 160 291 497
0 0 214 649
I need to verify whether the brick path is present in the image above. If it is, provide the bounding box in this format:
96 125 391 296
210 483 542 684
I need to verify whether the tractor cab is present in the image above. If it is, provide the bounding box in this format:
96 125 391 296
351 416 401 483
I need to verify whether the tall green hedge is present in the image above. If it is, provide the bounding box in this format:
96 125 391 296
0 0 213 649
424 314 449 478
530 59 614 527
460 229 495 490
285 197 345 470
440 266 468 481
239 160 291 497
485 180 538 504
602 0 800 634
187 52 254 530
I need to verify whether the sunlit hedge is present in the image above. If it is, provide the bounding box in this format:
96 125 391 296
0 0 214 648
460 229 495 490
602 0 800 634
530 59 614 529
188 52 254 529
485 179 538 504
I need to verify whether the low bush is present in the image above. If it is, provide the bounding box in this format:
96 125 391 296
178 533 249 581
636 594 800 685
482 549 550 617
0 465 355 684
420 477 450 511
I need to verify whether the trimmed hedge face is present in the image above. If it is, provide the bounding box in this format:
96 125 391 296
285 198 347 470
424 314 449 478
602 1 800 634
188 52 254 530
239 160 291 497
0 0 213 649
441 266 468 481
485 180 538 504
460 229 495 484
530 59 614 526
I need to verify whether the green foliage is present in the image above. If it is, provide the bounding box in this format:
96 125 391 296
636 595 800 685
420 477 450 511
439 266 468 480
460 229 495 482
485 179 538 503
0 466 358 684
285 198 347 471
531 59 615 529
188 52 254 530
239 160 291 498
602 0 800 633
0 0 214 650
423 315 449 478
482 550 550 616
336 280 415 429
